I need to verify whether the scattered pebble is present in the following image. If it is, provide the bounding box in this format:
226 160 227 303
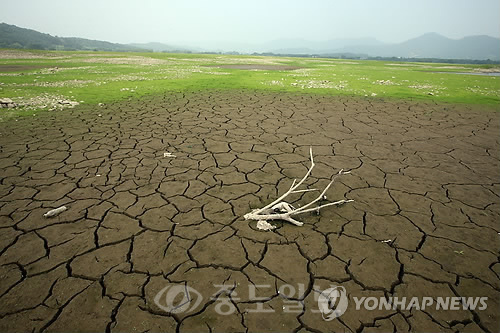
374 79 398 85
287 79 347 90
0 98 17 109
3 94 80 111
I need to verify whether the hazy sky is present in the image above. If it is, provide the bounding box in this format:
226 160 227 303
1 0 499 46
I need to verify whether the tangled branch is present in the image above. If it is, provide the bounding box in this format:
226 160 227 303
244 147 353 227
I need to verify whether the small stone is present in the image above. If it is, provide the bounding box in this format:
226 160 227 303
0 98 13 104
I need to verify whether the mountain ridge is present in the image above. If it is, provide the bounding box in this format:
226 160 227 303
1 22 499 60
332 32 500 60
0 22 146 52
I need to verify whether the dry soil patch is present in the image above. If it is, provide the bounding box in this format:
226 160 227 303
0 91 499 332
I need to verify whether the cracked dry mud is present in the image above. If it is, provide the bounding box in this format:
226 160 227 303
0 91 499 332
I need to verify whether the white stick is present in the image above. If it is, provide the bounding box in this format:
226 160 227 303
250 147 315 216
244 148 352 227
291 169 349 214
43 206 67 218
292 199 354 215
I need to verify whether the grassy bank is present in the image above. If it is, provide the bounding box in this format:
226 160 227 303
1 49 499 118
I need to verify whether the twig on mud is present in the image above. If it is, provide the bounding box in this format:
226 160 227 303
244 147 353 227
43 206 67 218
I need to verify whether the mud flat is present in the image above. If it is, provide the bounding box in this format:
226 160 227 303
0 64 47 72
0 91 499 332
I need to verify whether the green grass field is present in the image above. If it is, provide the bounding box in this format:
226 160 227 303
1 49 499 118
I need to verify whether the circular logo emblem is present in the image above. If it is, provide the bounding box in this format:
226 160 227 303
154 284 203 314
317 286 348 321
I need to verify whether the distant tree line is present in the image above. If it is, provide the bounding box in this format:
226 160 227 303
192 49 499 65
245 52 500 65
364 56 499 65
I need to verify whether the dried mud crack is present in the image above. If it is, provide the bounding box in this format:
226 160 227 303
0 91 499 332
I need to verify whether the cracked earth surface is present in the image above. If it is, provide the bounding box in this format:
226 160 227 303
0 91 499 332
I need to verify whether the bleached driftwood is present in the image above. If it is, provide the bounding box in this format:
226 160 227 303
256 220 277 231
43 206 67 218
244 147 353 227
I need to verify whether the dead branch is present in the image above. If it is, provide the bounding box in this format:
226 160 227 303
244 147 352 227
